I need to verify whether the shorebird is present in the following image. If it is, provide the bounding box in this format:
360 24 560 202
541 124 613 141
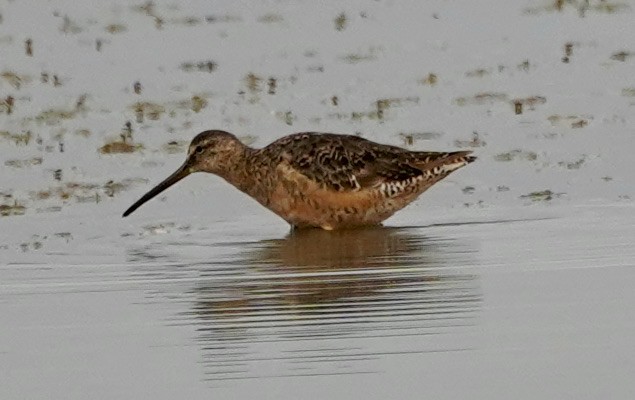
122 130 475 230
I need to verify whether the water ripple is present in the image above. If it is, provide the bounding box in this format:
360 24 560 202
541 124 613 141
135 227 481 381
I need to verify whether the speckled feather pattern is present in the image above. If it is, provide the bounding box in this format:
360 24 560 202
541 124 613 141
258 132 474 193
225 131 475 229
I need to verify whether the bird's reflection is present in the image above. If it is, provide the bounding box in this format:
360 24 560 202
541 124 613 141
256 227 431 269
195 228 458 312
185 227 481 381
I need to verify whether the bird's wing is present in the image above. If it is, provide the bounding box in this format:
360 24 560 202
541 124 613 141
270 133 472 193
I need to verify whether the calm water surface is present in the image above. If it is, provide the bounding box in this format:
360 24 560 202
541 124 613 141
2 205 635 399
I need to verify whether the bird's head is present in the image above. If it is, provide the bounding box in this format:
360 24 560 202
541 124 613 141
122 130 245 217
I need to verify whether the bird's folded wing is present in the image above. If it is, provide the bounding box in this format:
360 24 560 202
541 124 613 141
280 135 459 192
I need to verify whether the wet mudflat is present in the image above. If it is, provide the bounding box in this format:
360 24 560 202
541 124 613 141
2 204 634 399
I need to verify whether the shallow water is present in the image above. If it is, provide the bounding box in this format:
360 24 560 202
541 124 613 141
2 0 635 398
3 205 634 399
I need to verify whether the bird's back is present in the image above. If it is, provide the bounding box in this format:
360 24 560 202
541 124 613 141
247 132 475 229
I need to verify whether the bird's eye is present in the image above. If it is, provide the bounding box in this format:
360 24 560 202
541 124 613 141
195 145 204 154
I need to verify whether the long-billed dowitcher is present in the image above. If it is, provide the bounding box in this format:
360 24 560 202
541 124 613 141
122 130 475 229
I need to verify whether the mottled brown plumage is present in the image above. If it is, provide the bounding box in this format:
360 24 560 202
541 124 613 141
123 130 476 230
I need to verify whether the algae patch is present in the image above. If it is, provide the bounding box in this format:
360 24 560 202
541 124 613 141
520 190 564 202
99 140 144 154
494 150 538 162
0 202 26 217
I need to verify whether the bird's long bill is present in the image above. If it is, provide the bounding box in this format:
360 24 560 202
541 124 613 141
122 163 191 217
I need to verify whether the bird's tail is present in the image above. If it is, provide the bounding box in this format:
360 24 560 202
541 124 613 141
414 150 476 181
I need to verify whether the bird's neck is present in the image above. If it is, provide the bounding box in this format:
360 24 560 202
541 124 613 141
217 146 259 192
217 146 276 208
